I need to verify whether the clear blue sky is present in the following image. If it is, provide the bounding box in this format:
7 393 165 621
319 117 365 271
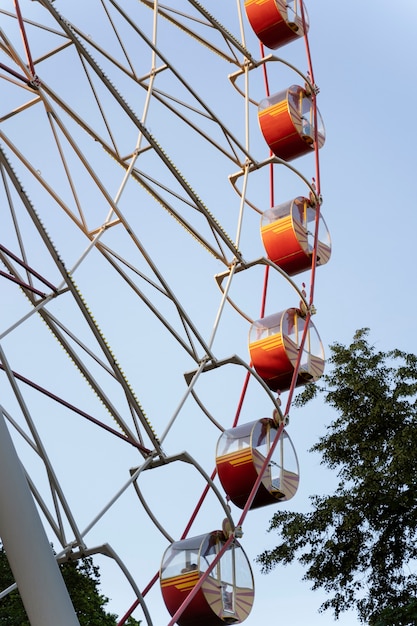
1 2 416 625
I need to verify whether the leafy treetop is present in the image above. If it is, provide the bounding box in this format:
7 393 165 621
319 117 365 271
257 329 417 625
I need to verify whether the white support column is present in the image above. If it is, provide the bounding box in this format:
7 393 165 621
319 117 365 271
0 410 80 626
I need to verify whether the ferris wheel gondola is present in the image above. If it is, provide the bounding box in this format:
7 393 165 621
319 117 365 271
160 531 254 626
249 308 325 393
258 85 326 161
261 196 331 275
244 0 309 50
216 419 299 510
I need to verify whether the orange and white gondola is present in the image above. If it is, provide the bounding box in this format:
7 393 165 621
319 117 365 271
261 196 331 275
160 531 254 625
258 85 325 162
248 308 324 392
244 0 309 50
216 418 299 510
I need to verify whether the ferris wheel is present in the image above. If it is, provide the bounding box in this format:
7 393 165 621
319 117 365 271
0 2 330 625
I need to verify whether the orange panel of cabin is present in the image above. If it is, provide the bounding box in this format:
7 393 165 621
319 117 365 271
258 85 325 162
262 211 308 275
261 197 331 275
244 0 308 50
216 447 274 509
249 332 295 391
161 571 216 626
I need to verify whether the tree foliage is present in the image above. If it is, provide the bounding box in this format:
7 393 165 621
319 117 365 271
257 329 417 624
0 545 141 626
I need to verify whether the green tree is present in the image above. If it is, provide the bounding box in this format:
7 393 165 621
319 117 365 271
0 545 141 626
257 329 417 625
